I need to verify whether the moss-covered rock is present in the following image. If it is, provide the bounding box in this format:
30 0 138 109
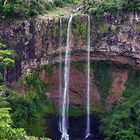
91 62 114 100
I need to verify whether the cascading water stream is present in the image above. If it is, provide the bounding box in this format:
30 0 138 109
61 15 73 140
85 15 91 139
59 16 63 133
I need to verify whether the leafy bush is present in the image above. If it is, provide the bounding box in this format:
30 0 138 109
0 87 27 140
82 0 127 15
0 43 16 68
127 1 140 12
82 0 140 16
0 0 45 18
54 0 64 7
0 86 51 139
91 62 113 99
0 0 79 18
101 68 140 139
7 67 57 137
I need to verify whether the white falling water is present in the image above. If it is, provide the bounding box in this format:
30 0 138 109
59 16 63 133
61 15 73 140
85 15 91 139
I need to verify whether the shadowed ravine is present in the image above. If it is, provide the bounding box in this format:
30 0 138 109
1 1 140 140
46 115 105 140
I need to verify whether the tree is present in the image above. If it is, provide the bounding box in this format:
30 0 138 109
0 86 27 140
81 0 140 15
101 69 140 140
0 43 16 84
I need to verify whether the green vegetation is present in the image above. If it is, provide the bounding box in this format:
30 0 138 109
91 105 106 118
97 21 109 38
53 0 79 7
0 0 79 19
0 72 56 138
91 62 114 99
82 0 126 16
69 105 84 116
82 0 140 16
0 0 140 19
53 19 59 38
0 87 27 140
72 61 114 102
0 43 27 139
0 43 52 139
101 68 140 139
10 66 58 137
0 0 46 18
72 15 87 45
61 18 68 45
0 43 16 84
127 0 140 12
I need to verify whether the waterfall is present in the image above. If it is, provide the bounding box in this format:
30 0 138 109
61 15 73 140
59 16 63 133
85 15 91 139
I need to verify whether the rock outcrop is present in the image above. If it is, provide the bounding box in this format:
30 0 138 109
1 12 140 110
0 13 140 82
47 66 101 106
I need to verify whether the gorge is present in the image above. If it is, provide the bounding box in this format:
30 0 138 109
1 0 140 140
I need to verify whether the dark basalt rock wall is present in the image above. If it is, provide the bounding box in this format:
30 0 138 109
0 13 140 82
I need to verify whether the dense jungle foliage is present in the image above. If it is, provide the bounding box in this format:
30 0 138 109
0 0 140 18
0 43 51 139
101 69 140 140
0 0 78 18
82 0 140 16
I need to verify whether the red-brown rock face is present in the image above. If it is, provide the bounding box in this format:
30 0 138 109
106 69 128 110
1 13 139 110
45 65 129 111
47 66 101 107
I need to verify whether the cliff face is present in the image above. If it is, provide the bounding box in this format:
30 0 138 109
0 13 140 81
45 63 128 110
1 13 140 110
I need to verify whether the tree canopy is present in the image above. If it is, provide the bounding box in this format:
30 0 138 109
82 0 140 16
101 69 140 140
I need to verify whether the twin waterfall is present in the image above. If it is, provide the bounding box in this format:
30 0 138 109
59 15 91 140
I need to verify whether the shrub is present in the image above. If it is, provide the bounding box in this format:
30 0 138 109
101 68 140 139
82 0 140 16
0 88 27 140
